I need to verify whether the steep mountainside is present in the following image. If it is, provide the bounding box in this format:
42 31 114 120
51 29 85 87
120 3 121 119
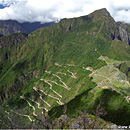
0 20 55 35
0 8 130 129
117 22 130 44
0 32 28 78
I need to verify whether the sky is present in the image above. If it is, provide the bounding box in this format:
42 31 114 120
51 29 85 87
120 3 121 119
0 0 130 24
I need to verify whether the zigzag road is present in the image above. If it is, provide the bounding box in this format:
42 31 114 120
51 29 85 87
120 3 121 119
20 96 37 117
10 110 34 122
28 97 48 112
52 73 70 90
33 87 63 105
67 70 77 79
39 64 78 105
54 63 77 79
15 63 76 122
43 79 63 98
33 87 51 107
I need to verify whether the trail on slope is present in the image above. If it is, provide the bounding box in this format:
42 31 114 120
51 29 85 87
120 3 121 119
2 63 78 126
56 70 77 79
5 107 34 122
15 63 76 123
10 109 34 122
5 111 15 126
28 97 48 112
39 63 78 106
67 64 75 67
33 87 63 105
67 70 77 79
52 73 70 90
43 63 77 95
33 87 51 107
44 71 70 90
54 63 77 79
43 79 63 98
56 72 67 76
20 96 37 117
55 63 66 68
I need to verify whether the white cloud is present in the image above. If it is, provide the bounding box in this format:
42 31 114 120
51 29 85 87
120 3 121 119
0 0 130 23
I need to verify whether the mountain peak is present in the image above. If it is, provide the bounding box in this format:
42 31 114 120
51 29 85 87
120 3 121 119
92 8 110 16
95 8 110 16
88 8 113 22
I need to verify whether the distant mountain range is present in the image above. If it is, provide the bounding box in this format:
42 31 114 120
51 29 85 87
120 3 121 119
0 20 55 35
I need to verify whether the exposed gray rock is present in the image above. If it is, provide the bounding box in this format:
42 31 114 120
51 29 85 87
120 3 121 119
110 124 118 129
118 26 129 44
110 23 130 44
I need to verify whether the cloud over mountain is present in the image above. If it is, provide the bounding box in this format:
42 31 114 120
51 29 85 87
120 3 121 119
0 0 130 23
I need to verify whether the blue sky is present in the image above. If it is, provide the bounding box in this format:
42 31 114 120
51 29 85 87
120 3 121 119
0 0 130 23
0 4 9 9
0 4 6 9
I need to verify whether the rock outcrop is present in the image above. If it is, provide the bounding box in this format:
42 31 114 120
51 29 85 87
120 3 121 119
118 26 129 44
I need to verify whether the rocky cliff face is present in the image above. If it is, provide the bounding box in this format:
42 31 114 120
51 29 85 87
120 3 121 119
116 22 130 44
108 20 130 44
88 8 130 44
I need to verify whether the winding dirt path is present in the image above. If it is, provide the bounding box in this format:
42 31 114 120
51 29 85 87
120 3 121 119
33 87 51 107
5 111 14 125
52 74 70 90
67 64 75 66
44 78 69 91
54 63 77 79
56 70 77 79
67 70 77 79
44 63 77 92
10 110 34 122
28 97 48 112
20 96 37 117
44 79 63 98
55 63 63 67
55 63 67 68
33 87 63 105
56 72 67 76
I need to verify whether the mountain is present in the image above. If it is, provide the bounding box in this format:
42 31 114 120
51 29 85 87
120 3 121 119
0 20 55 35
0 8 130 129
21 22 55 34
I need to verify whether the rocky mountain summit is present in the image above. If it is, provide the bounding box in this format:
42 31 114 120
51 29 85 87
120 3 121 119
90 8 130 44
